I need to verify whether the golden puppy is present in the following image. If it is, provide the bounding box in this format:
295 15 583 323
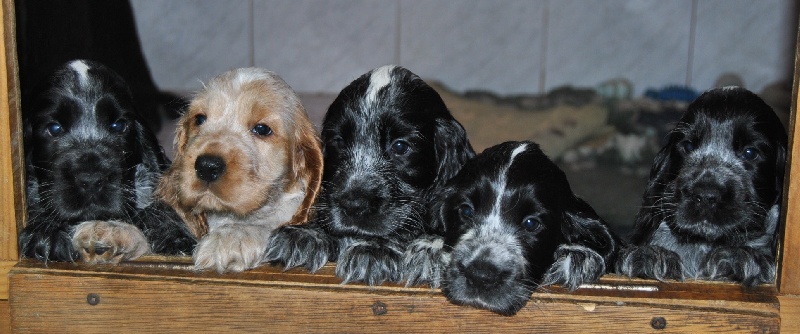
159 68 323 273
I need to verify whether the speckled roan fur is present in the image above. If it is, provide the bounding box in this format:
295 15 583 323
616 87 788 287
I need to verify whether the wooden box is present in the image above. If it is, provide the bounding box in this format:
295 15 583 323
1 1 799 332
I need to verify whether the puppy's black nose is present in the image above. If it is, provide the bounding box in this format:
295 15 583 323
195 155 226 182
75 172 105 191
461 259 509 290
338 191 379 218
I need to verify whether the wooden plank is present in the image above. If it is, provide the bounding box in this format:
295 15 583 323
778 17 800 295
9 265 779 333
0 260 15 299
0 300 9 334
779 294 800 333
0 0 22 263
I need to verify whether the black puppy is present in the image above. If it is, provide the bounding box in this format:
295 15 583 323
404 141 621 315
617 87 787 286
20 59 195 263
266 65 475 285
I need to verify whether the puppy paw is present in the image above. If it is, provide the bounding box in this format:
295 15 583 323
541 244 605 291
616 245 684 281
72 220 150 264
336 240 403 285
19 224 79 262
193 225 271 273
402 234 448 288
702 247 775 286
264 225 333 273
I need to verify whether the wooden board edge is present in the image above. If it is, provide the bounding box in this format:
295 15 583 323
9 272 779 333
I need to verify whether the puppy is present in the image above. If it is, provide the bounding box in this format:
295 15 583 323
617 87 787 286
404 141 620 315
20 59 195 263
158 68 323 273
266 65 475 285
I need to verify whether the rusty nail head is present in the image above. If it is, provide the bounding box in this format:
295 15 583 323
87 293 100 306
372 301 387 316
650 316 667 329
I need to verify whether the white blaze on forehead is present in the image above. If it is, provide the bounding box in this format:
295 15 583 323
365 65 396 105
487 142 529 229
69 60 92 88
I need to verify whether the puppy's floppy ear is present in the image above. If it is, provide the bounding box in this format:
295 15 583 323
424 185 453 235
562 197 621 263
156 111 209 238
433 118 475 187
287 115 324 225
630 142 677 244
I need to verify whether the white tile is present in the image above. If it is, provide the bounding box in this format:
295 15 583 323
691 0 795 93
253 0 397 93
400 0 545 94
131 0 252 92
546 0 693 96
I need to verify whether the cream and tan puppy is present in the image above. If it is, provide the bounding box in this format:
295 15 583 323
159 68 323 273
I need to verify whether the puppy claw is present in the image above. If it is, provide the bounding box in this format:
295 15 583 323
72 220 150 265
265 225 333 273
402 235 447 288
541 244 605 291
336 241 403 286
616 245 684 282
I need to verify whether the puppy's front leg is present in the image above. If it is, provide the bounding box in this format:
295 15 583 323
72 220 151 264
402 234 448 288
541 244 605 291
265 223 336 272
616 245 684 281
702 246 775 286
336 237 405 285
19 220 79 262
194 224 273 273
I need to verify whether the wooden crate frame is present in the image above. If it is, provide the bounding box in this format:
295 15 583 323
2 1 800 332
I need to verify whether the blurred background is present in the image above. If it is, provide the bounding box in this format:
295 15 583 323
17 0 800 236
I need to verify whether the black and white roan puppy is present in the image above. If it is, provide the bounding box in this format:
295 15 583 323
266 65 475 285
405 141 621 315
617 87 787 286
20 59 195 263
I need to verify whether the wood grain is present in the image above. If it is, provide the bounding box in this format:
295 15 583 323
9 261 779 333
0 0 21 264
0 300 9 334
778 21 800 295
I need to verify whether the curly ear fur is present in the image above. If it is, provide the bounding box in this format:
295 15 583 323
287 115 323 226
433 118 475 188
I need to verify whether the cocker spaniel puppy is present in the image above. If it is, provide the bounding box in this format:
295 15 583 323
617 87 787 286
20 59 195 263
404 141 621 315
266 65 475 285
158 68 323 273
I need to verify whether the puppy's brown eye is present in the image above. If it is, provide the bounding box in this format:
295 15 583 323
194 114 207 126
252 123 272 136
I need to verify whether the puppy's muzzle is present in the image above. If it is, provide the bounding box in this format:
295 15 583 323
195 154 226 183
457 258 511 290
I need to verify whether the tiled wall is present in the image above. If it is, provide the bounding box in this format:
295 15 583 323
131 0 798 96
